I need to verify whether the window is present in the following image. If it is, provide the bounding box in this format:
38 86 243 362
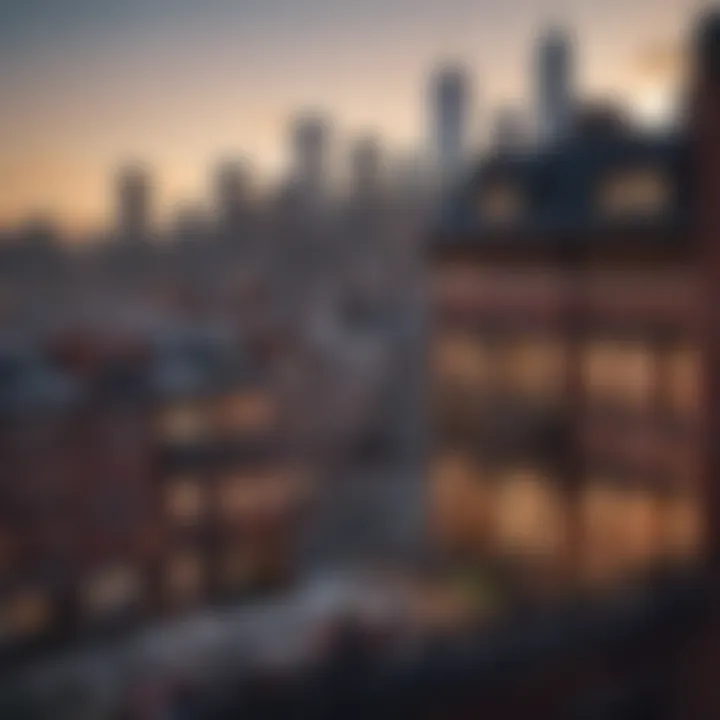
478 182 523 224
220 472 293 521
496 337 565 402
157 401 208 442
166 477 204 524
579 481 628 585
220 475 259 519
493 468 565 560
81 565 141 616
432 334 490 396
430 453 492 550
598 168 671 219
212 391 277 434
663 345 702 418
662 492 704 562
583 339 656 411
2 590 51 638
618 487 661 570
165 552 203 601
579 481 660 586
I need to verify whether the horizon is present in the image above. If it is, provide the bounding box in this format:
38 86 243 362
0 0 701 233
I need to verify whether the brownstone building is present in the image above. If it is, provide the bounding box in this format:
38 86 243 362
429 11 720 602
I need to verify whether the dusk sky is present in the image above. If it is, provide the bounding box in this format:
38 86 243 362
0 0 701 233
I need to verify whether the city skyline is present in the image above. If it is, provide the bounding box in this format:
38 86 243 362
0 0 697 233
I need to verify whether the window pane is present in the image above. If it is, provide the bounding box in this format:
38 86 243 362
663 346 702 418
157 402 208 442
166 477 204 524
497 338 565 401
583 340 655 410
599 169 671 219
212 391 277 434
493 469 565 560
662 493 704 562
431 453 491 551
433 334 490 395
82 565 141 616
166 552 203 601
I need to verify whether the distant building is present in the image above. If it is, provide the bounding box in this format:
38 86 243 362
213 159 250 237
172 202 209 244
430 64 471 182
290 114 331 207
536 27 573 145
116 164 152 242
493 106 529 152
350 135 382 203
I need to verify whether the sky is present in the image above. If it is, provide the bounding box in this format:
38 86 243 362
0 0 703 234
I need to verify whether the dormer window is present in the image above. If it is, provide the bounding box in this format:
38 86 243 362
598 167 671 219
478 182 524 224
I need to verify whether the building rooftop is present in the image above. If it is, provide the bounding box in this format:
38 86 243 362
435 129 691 243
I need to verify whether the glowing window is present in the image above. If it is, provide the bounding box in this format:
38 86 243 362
664 345 702 417
82 565 141 616
166 552 203 601
497 337 565 401
494 469 565 560
580 481 660 585
166 477 204 524
599 168 671 219
430 453 492 549
212 391 277 433
583 340 656 410
157 401 208 442
432 334 490 395
662 493 704 562
3 590 51 637
478 182 524 224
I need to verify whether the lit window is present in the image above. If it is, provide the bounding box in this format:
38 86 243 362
220 472 292 521
496 337 565 401
157 402 208 442
166 477 204 524
165 552 203 601
2 590 51 637
598 168 671 219
430 453 492 550
478 182 523 224
583 339 656 410
212 391 277 434
220 475 259 518
82 565 141 616
663 345 702 418
493 468 565 560
662 493 704 562
580 481 660 585
432 334 490 395
619 487 661 570
580 482 628 585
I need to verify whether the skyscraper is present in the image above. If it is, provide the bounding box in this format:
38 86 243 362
291 114 331 206
350 134 382 203
536 27 573 145
430 64 470 182
116 164 152 241
214 159 250 235
493 106 528 151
